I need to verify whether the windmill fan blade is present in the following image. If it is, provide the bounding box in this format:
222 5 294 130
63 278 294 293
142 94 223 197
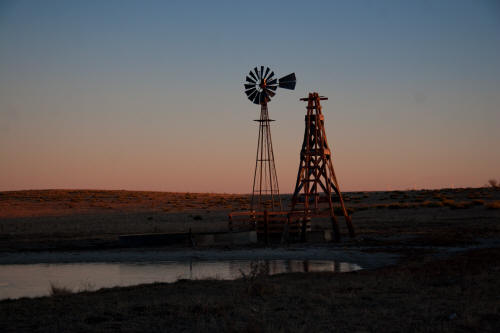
247 89 258 100
264 67 270 79
265 88 275 98
252 91 261 104
249 71 257 81
243 66 296 104
245 87 256 96
278 81 296 90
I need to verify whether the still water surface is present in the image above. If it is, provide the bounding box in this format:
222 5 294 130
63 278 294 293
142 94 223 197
0 259 361 300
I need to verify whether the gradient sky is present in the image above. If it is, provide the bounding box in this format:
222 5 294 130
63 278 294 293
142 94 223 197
1 0 499 193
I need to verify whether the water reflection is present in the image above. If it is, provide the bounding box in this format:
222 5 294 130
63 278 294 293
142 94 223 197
0 259 361 300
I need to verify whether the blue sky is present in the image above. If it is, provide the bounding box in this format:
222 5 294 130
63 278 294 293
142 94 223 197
1 0 499 192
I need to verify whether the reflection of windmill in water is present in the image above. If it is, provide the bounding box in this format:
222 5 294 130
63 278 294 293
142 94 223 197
244 66 296 211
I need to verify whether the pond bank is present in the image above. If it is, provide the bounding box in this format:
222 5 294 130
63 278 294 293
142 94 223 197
1 247 499 332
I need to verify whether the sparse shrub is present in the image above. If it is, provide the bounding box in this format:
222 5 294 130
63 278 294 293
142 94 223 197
421 200 444 208
239 261 272 296
414 196 425 202
388 203 409 209
49 283 72 296
442 199 455 207
240 261 269 280
458 202 474 209
467 192 481 199
78 281 96 292
488 179 499 188
442 199 473 209
435 194 450 200
485 201 500 209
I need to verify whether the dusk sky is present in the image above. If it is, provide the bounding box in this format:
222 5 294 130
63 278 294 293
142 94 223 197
1 0 499 193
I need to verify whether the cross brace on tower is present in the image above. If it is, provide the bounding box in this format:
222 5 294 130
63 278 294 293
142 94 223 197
290 92 355 241
251 102 282 211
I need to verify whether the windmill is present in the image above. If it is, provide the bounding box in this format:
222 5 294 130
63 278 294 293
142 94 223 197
244 66 296 211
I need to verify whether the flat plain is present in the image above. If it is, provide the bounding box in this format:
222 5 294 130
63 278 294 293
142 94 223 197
1 187 499 332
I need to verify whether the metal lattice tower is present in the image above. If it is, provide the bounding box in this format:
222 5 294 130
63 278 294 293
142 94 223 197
243 66 296 211
251 102 281 211
290 92 355 241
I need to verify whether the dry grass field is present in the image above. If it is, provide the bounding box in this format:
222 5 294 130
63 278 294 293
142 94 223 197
1 187 499 250
0 190 250 250
1 187 500 332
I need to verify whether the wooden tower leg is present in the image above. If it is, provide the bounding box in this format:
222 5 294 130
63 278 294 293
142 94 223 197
338 194 355 238
330 216 341 242
301 217 307 242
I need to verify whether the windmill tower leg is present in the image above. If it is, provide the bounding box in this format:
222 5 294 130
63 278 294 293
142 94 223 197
251 103 282 212
290 92 355 241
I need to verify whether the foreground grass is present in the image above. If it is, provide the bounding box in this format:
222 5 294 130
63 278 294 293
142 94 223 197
1 248 499 332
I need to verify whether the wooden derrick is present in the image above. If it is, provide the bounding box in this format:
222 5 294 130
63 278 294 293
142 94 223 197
290 92 355 241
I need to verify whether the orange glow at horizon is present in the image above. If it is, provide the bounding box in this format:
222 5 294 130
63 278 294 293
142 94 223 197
0 1 499 193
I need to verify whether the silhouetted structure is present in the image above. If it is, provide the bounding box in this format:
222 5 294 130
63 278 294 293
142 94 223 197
244 66 296 211
290 92 355 241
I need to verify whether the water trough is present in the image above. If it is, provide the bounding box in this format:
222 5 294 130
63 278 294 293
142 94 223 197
119 230 258 247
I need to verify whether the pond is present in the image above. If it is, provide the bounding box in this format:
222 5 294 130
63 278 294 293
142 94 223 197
0 259 361 300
